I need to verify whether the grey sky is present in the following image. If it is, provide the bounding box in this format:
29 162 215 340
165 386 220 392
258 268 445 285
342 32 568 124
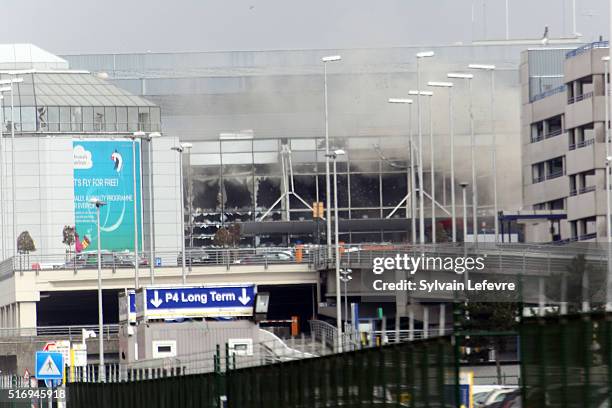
0 0 609 54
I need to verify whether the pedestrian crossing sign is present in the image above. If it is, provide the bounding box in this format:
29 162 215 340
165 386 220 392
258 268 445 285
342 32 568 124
35 351 64 380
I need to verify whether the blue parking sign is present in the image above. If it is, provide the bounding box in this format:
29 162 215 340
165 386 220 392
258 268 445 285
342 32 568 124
35 352 63 381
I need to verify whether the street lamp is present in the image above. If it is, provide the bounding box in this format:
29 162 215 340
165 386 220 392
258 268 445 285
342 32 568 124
416 51 435 244
469 64 498 242
326 148 345 352
171 142 193 284
133 131 161 284
131 132 145 290
604 58 611 240
388 98 416 243
448 73 478 244
606 155 612 311
0 77 23 257
607 156 612 240
428 81 456 242
0 92 6 259
89 197 106 381
460 182 469 242
339 268 353 327
410 90 435 242
322 55 342 260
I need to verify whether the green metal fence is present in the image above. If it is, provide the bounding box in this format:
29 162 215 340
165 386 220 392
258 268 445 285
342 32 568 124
520 312 612 407
68 336 458 408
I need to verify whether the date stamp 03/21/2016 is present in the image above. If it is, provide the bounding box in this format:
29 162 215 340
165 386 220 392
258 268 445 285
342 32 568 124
0 388 66 402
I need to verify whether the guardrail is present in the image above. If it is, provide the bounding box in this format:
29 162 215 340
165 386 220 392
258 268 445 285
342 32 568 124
569 137 595 150
565 41 609 59
531 85 566 102
5 246 318 274
0 324 119 339
1 242 609 279
568 91 594 105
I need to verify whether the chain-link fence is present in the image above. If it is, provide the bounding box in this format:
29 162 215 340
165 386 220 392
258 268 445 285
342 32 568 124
68 335 458 408
520 312 612 407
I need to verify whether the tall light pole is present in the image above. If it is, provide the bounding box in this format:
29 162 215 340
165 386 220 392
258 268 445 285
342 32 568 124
131 132 144 289
603 57 610 240
90 197 106 381
0 84 16 259
171 142 192 284
606 0 612 310
322 55 342 260
416 51 435 244
428 81 456 242
326 148 345 352
339 268 352 327
388 98 416 242
606 155 612 311
0 93 5 259
505 0 510 40
448 73 477 243
0 78 23 257
135 132 162 284
460 182 469 242
410 90 434 242
469 64 498 242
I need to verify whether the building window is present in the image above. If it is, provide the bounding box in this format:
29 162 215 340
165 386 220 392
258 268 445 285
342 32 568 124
71 107 83 132
549 198 564 210
21 107 36 132
547 157 564 179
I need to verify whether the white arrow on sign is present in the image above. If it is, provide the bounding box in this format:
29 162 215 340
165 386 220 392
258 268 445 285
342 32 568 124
238 288 251 305
150 291 163 308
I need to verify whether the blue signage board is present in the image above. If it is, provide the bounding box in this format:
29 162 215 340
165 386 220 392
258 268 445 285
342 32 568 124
35 352 63 381
73 139 142 252
137 285 256 320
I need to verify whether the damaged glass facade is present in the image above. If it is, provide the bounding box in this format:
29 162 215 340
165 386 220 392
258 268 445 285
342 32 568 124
187 135 450 246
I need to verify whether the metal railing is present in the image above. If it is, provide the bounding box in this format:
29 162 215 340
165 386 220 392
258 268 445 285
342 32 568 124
0 324 118 339
569 137 595 150
5 246 316 273
565 40 609 59
531 85 566 102
568 90 594 104
70 334 321 383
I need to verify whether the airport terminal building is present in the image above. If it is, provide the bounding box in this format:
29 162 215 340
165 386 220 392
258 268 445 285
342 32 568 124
0 44 182 329
64 39 583 245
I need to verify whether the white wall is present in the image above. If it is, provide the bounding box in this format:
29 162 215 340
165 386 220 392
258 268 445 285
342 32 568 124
0 135 182 262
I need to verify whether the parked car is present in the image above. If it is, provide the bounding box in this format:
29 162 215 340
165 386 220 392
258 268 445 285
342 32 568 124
62 251 148 269
234 250 294 264
486 390 521 408
474 386 517 408
177 249 211 265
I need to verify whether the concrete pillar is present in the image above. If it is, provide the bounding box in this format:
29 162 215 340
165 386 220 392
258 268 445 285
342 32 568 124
17 302 37 330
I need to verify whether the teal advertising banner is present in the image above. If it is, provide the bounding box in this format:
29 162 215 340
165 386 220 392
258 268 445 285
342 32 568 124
73 139 142 252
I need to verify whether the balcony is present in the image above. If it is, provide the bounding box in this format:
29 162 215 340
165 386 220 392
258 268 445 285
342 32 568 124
567 91 593 105
567 189 606 221
525 171 569 207
531 128 564 144
568 138 594 151
569 185 597 196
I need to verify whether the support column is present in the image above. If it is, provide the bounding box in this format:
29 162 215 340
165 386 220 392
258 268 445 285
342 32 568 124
17 302 37 330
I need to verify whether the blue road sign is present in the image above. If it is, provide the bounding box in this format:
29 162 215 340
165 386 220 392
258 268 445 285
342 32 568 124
137 285 256 320
35 352 63 381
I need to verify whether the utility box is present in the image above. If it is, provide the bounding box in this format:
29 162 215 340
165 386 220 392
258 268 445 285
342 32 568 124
119 320 261 371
